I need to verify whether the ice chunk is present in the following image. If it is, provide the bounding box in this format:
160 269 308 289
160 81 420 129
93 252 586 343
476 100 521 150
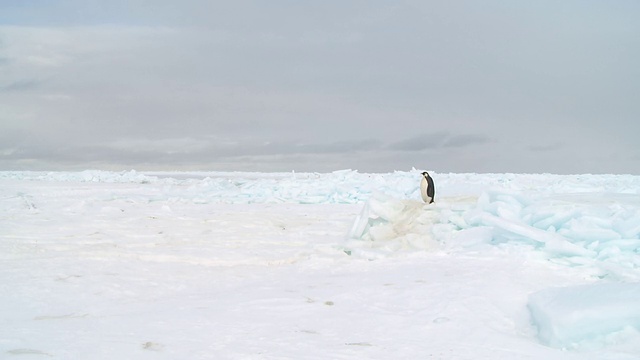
347 192 392 240
528 206 581 231
345 191 440 255
528 283 640 349
456 189 640 278
470 212 596 257
613 211 640 238
450 226 494 248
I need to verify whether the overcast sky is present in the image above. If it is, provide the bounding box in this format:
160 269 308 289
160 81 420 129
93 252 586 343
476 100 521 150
1 1 638 174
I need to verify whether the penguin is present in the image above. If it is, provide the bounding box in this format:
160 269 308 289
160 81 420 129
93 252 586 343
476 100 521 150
420 171 435 204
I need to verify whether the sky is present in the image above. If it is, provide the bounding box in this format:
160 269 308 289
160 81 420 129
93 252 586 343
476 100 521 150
0 0 639 174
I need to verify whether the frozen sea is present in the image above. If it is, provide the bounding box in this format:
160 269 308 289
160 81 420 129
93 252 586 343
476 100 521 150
1 169 640 359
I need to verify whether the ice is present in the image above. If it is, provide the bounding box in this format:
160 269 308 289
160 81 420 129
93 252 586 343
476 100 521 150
345 192 440 256
528 283 640 349
3 170 640 358
0 170 157 183
349 177 640 280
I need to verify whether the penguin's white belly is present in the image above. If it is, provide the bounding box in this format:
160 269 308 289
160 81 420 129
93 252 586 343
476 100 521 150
420 177 432 203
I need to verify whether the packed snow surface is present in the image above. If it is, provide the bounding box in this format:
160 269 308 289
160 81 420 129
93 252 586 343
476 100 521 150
2 169 640 359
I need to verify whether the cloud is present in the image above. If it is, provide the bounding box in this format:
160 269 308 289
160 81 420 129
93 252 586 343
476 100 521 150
443 134 492 148
0 79 41 92
278 139 382 155
1 2 639 174
388 132 491 151
0 136 384 169
387 132 449 151
528 143 563 152
106 137 213 155
174 138 380 158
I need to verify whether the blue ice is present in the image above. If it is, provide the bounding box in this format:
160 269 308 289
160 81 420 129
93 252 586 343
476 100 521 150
528 283 640 349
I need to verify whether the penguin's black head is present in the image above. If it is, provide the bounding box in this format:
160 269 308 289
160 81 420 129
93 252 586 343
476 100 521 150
421 171 430 177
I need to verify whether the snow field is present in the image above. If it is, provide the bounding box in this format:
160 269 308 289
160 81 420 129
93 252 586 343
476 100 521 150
2 170 640 358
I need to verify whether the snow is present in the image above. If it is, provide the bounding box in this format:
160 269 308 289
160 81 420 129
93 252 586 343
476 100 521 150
2 169 640 359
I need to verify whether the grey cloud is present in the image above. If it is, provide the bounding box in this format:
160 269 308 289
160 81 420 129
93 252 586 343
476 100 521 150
205 139 382 158
0 129 25 145
284 140 382 155
389 132 490 151
1 1 639 174
0 79 41 92
528 143 563 152
388 132 449 151
0 137 383 168
443 134 492 148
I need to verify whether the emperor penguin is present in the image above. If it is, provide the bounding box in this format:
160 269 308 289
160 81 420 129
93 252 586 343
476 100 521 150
420 171 435 204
